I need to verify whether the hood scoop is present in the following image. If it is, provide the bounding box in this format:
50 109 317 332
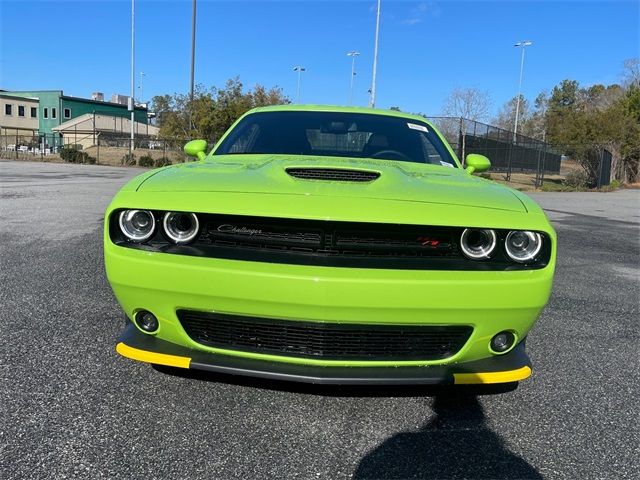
286 167 380 182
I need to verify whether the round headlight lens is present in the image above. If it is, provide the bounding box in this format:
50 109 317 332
163 212 199 244
460 228 497 259
505 230 542 263
119 210 155 242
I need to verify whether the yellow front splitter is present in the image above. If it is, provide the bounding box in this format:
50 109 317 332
116 324 532 386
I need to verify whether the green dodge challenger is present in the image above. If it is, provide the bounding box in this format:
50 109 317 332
105 105 556 385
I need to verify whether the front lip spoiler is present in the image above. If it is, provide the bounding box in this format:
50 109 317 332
116 324 532 385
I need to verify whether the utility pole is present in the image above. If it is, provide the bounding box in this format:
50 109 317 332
293 66 306 103
347 51 360 105
190 0 197 101
513 40 533 142
369 0 381 107
189 0 197 135
129 0 135 156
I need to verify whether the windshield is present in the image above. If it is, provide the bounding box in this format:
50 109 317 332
214 111 458 167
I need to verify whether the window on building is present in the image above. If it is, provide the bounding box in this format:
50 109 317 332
30 107 37 118
5 104 12 115
64 108 71 119
43 108 49 119
18 106 25 117
51 108 57 119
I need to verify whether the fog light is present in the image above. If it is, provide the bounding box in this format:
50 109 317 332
490 331 515 353
135 311 159 333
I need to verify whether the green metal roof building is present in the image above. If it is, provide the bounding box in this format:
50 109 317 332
2 90 148 136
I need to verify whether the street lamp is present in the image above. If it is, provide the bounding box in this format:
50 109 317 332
130 0 135 156
293 66 306 103
369 0 381 108
513 40 533 142
347 51 360 105
189 0 197 134
190 0 197 101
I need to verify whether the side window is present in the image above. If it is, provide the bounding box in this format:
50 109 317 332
64 108 71 119
43 108 49 119
51 108 57 119
30 107 37 118
18 106 25 117
5 104 12 115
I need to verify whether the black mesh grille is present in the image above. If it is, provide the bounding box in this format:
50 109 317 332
286 168 380 182
202 215 457 259
178 310 473 361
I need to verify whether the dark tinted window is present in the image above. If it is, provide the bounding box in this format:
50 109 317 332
30 107 37 118
5 104 11 115
215 111 457 167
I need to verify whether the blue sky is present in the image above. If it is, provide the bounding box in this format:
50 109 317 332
1 0 638 117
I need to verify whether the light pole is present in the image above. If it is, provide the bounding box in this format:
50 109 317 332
190 0 197 101
189 0 197 134
513 40 533 142
293 66 306 103
129 0 135 156
347 51 360 105
369 0 381 107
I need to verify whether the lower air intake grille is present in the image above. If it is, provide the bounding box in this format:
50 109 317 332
286 167 380 182
177 310 472 361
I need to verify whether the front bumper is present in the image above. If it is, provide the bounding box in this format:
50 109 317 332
116 324 532 385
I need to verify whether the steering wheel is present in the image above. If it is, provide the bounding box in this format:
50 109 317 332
370 150 411 161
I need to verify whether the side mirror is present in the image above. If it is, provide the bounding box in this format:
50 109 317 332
184 139 208 161
465 154 491 174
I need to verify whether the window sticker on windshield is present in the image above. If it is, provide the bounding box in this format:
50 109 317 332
440 161 454 168
407 123 429 132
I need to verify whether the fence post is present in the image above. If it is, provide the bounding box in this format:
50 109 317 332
539 145 547 187
15 134 18 159
506 140 513 181
534 143 542 188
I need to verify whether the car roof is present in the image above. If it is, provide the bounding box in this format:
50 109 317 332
247 104 434 126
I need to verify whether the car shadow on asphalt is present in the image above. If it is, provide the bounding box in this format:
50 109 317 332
353 394 542 480
154 367 540 478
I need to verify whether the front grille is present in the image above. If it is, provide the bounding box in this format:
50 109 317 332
201 215 458 263
178 310 473 361
286 167 380 182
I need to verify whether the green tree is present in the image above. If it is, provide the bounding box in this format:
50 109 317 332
543 73 640 184
152 77 290 143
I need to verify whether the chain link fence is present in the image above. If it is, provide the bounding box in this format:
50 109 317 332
0 132 190 166
426 117 613 188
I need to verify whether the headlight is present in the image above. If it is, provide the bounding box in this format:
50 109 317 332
505 230 542 263
163 212 199 244
118 210 155 242
460 228 497 259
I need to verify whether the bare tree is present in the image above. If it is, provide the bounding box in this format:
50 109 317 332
441 87 492 164
621 58 640 88
441 87 492 121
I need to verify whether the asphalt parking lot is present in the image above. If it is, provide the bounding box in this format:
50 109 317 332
1 160 638 480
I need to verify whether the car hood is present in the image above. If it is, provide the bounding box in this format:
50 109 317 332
137 154 527 213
